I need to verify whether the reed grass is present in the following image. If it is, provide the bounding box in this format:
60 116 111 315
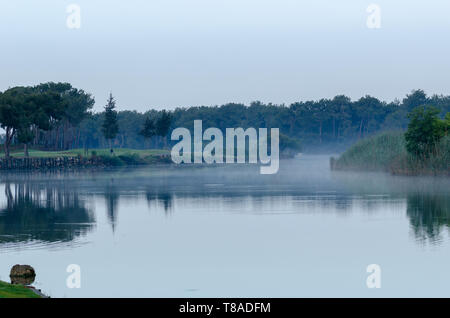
331 132 449 176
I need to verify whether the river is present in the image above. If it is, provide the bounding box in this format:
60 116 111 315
0 155 449 297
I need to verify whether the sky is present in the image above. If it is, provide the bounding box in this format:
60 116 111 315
1 0 450 112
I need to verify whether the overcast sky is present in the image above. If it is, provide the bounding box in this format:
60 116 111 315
1 0 450 112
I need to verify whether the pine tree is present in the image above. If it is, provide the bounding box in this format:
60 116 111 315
102 93 119 154
139 116 156 148
155 110 172 148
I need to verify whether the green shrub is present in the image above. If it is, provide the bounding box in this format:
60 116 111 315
98 154 125 166
117 153 145 165
405 106 445 158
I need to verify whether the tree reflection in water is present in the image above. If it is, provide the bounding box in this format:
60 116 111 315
407 193 450 243
0 166 449 247
0 181 95 245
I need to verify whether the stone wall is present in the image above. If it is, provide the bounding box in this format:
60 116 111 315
0 156 104 170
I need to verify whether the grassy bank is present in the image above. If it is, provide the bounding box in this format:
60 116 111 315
331 132 449 175
1 148 169 158
0 148 171 166
0 280 41 298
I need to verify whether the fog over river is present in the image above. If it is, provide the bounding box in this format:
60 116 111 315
0 155 449 297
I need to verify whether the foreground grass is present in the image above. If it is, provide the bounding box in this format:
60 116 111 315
331 132 450 175
0 280 41 298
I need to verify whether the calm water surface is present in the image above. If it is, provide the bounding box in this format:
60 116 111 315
0 155 449 297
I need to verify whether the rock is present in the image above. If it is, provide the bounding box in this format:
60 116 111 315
10 264 36 278
10 264 36 285
11 276 35 285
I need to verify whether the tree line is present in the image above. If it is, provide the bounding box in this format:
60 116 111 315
1 82 450 155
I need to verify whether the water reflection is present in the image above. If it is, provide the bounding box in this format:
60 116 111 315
104 179 119 232
0 159 449 249
407 193 450 243
0 179 95 245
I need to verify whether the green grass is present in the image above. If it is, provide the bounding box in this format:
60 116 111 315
331 131 407 171
0 148 172 167
0 280 41 298
1 148 170 159
331 132 450 175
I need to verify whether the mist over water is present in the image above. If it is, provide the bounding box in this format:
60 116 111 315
0 155 449 297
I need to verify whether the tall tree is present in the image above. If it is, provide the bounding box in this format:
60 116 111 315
330 95 352 140
0 85 67 157
139 116 156 148
0 87 29 158
16 91 35 157
155 110 172 148
353 96 384 139
403 89 428 112
34 82 94 150
61 87 95 149
101 93 119 154
25 86 68 156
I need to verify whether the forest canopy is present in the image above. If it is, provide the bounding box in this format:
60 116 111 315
1 83 450 154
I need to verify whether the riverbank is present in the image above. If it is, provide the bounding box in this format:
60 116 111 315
330 132 449 176
0 280 43 298
0 148 171 170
